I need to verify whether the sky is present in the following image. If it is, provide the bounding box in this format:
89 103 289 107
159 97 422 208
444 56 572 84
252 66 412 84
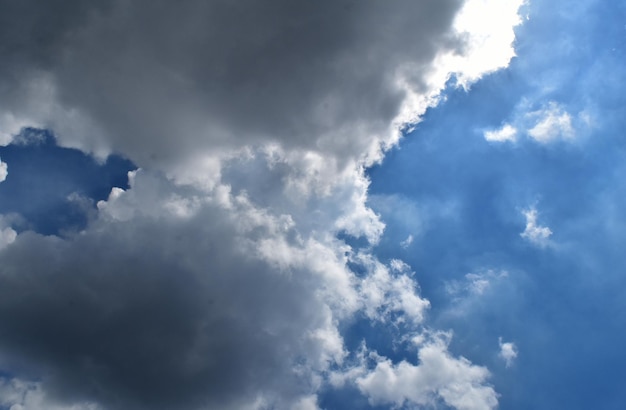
0 1 624 409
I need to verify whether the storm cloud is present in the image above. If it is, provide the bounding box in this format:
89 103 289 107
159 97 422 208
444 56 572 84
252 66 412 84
0 1 524 409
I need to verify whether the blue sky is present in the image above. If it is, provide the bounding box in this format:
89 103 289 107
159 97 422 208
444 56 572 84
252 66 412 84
0 1 624 409
366 0 626 408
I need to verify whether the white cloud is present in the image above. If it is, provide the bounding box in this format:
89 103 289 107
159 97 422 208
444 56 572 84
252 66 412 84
355 253 430 326
484 124 517 142
498 337 518 368
443 0 527 87
0 157 7 182
485 101 596 147
347 335 498 410
527 102 575 143
520 207 552 247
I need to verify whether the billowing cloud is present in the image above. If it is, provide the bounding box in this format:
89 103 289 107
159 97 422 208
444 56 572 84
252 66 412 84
335 334 498 410
0 0 526 408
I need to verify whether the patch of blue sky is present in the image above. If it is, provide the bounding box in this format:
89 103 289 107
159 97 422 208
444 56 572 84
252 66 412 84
0 129 136 236
364 0 626 409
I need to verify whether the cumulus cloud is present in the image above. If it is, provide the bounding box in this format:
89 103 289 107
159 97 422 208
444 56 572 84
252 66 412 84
332 334 498 410
498 337 518 368
520 207 552 247
0 0 525 171
0 0 526 408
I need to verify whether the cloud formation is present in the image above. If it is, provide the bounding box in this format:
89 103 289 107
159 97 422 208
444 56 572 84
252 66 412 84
498 338 518 368
483 101 592 145
484 124 517 142
527 102 575 143
520 207 552 247
0 156 6 182
0 0 525 408
349 335 498 410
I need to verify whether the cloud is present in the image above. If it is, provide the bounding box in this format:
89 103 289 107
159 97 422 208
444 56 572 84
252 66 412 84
527 102 575 143
0 0 527 408
338 334 498 410
0 378 101 410
484 124 517 142
401 234 414 249
0 157 6 182
0 216 16 250
520 207 552 247
0 0 525 172
446 270 509 297
0 171 356 410
484 101 593 145
498 337 518 368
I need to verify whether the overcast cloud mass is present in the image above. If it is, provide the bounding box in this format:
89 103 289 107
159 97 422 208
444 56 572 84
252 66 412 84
0 0 557 409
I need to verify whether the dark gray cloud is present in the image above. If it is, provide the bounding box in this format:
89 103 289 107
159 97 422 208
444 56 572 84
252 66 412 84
0 0 462 167
0 173 337 409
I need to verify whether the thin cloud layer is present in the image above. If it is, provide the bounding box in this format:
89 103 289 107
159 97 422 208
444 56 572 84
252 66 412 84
0 1 525 409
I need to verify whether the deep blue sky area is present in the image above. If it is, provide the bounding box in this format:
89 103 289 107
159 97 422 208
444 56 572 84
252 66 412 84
366 0 626 408
0 129 135 235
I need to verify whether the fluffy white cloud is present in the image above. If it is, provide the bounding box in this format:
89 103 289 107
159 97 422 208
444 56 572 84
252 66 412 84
339 334 498 410
520 207 553 247
498 337 518 368
484 123 518 142
0 0 527 408
445 0 527 87
484 100 594 146
527 102 575 143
